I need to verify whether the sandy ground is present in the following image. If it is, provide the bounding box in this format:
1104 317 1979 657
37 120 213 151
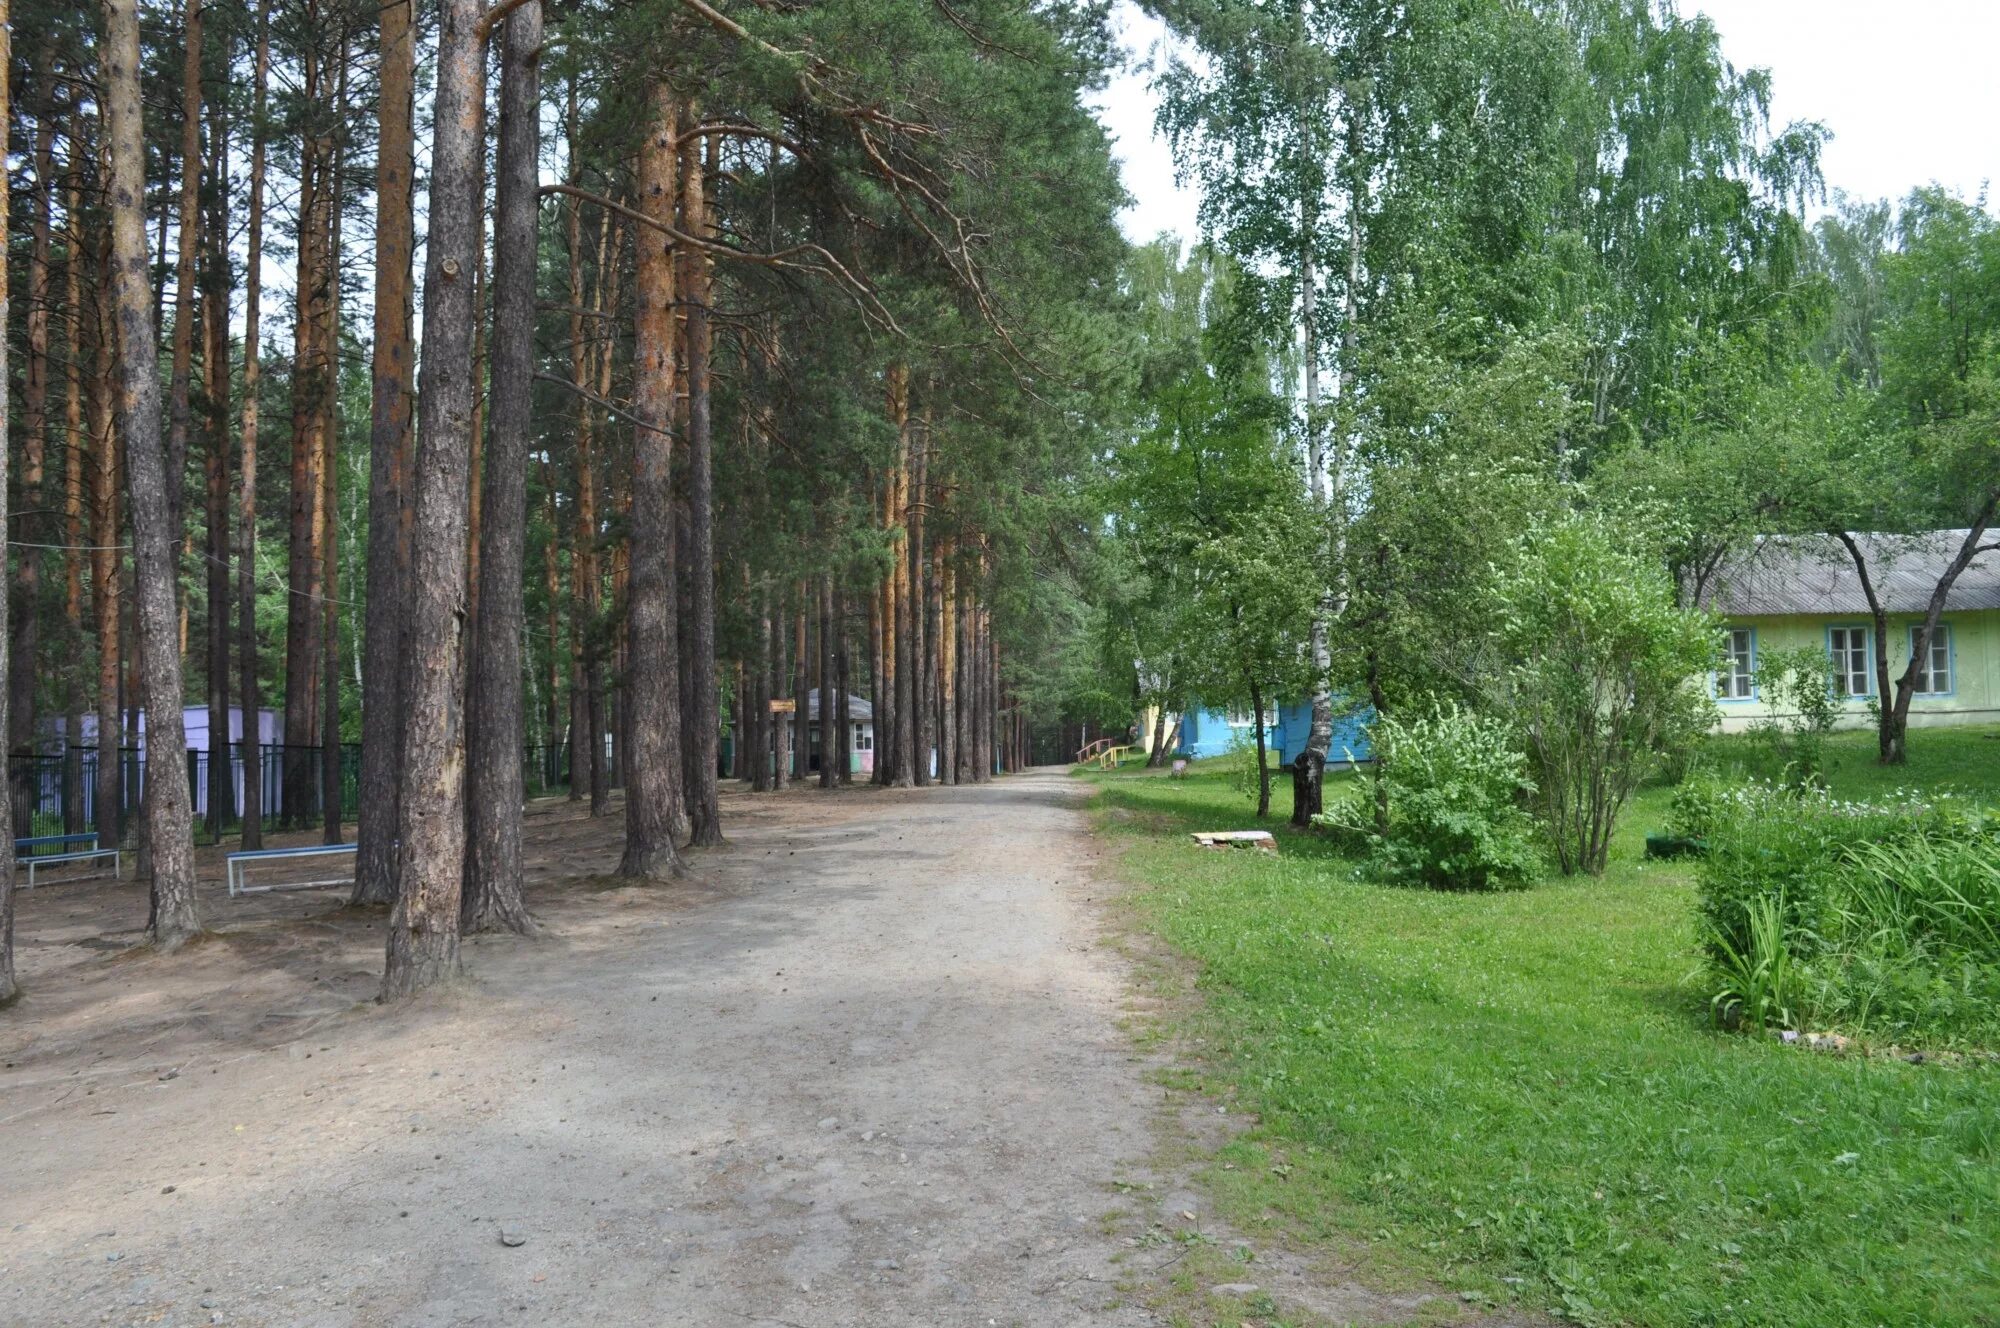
1 771 1526 1328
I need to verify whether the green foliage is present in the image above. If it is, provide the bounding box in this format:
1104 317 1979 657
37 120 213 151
1364 705 1538 891
1697 781 2000 1042
1705 891 1804 1032
1219 724 1268 806
1308 778 1375 855
1484 512 1718 874
1749 644 1841 789
1665 769 1730 841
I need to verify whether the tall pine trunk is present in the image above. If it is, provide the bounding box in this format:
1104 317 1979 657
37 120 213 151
320 46 346 846
909 407 930 785
11 111 52 760
106 0 200 947
617 81 686 879
463 0 542 934
61 179 87 835
793 582 808 782
382 0 483 997
91 238 124 850
887 368 914 786
937 550 955 784
283 23 328 828
202 73 232 842
236 1 270 849
0 0 14 1003
683 129 723 844
817 573 834 789
165 0 203 564
355 0 415 899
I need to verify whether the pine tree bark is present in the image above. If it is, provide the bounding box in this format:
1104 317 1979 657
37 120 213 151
562 89 594 808
165 0 204 560
792 582 808 782
682 128 723 844
818 572 834 788
867 559 884 784
320 46 346 846
283 23 329 827
61 180 87 835
909 406 930 785
773 592 792 788
382 0 484 997
463 0 541 935
542 474 564 793
835 582 853 783
106 0 201 947
91 237 124 849
11 110 52 759
236 1 270 849
750 590 773 791
886 367 914 786
617 82 686 879
201 75 232 841
0 0 14 1003
938 550 955 784
354 0 414 900
960 576 976 784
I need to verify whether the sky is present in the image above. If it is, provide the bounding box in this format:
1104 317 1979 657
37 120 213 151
1090 0 2000 247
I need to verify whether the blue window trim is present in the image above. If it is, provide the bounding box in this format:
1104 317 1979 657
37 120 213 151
1825 623 1875 699
1714 625 1758 703
1907 620 1956 698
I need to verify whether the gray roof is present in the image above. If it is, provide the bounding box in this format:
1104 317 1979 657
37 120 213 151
1702 531 2000 617
804 688 873 723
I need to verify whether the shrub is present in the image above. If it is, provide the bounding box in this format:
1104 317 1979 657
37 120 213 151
1666 770 1730 841
1365 705 1539 891
1483 512 1718 874
1748 644 1841 789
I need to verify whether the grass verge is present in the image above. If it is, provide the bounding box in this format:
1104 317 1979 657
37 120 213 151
1084 732 2000 1327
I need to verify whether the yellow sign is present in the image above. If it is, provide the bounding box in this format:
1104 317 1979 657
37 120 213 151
769 698 798 714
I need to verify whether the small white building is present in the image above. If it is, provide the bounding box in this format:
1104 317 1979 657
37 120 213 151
803 689 874 774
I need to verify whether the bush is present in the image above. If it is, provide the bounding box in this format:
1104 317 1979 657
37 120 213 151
1666 770 1730 840
1748 644 1841 789
1363 705 1539 891
1483 512 1718 874
1697 783 2000 1043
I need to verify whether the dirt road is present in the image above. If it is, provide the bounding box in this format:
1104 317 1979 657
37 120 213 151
2 772 1192 1327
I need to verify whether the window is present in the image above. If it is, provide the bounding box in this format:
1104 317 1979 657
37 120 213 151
853 724 873 752
1225 706 1256 728
1910 623 1953 695
1716 628 1756 700
1828 626 1872 697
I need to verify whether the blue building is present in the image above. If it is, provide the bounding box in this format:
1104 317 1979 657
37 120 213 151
1175 700 1374 766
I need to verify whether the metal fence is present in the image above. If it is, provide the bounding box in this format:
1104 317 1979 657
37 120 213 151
7 743 370 843
10 738 590 846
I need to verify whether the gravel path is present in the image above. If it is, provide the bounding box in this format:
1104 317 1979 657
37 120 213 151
3 772 1172 1327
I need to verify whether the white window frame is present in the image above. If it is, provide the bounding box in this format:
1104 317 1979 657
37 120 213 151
1909 622 1954 695
1827 625 1873 698
1716 626 1756 701
1225 706 1256 728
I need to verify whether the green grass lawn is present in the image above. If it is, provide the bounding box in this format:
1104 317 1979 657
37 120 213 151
1085 729 2000 1327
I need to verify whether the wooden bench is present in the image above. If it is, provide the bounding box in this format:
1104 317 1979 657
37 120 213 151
226 843 358 896
13 834 123 888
